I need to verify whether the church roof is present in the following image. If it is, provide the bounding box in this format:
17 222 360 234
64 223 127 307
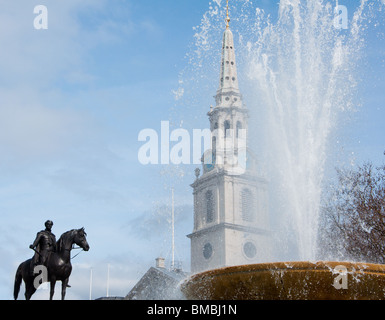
125 266 188 300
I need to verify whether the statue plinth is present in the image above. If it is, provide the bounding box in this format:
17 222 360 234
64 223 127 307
181 261 385 300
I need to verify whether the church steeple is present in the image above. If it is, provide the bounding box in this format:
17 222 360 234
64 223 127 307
188 1 271 274
208 0 247 168
216 0 241 105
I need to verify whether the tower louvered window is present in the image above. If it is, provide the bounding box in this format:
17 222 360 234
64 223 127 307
224 120 231 138
236 121 242 138
206 190 214 223
241 189 255 222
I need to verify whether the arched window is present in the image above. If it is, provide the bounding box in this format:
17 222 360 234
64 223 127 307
212 136 217 153
236 121 242 138
241 189 255 222
224 120 231 138
213 123 218 152
206 190 214 223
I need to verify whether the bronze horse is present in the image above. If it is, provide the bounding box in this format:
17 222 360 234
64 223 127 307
14 228 90 300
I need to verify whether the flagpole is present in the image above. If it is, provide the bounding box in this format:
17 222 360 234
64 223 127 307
89 267 93 300
171 188 175 270
106 264 110 297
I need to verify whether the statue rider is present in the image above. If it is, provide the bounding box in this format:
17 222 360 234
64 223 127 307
30 220 57 274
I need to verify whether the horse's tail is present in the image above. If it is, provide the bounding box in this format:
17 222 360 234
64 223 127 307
14 263 23 300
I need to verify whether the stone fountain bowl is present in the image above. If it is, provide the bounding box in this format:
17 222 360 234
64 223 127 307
181 261 385 300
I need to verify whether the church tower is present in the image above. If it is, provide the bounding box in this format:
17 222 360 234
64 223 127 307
188 2 271 274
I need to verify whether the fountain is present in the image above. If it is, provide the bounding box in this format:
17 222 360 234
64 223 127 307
180 0 385 300
182 261 385 300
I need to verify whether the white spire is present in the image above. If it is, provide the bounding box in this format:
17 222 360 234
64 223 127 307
216 0 242 107
218 28 240 94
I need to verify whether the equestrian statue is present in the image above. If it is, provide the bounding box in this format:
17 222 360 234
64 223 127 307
14 220 90 300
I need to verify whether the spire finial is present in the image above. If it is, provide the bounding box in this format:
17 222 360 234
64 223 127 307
226 0 230 29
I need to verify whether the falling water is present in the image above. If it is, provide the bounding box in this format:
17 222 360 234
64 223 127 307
248 2 353 261
178 0 384 262
243 0 384 261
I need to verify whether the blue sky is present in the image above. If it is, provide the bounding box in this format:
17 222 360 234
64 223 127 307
0 0 384 299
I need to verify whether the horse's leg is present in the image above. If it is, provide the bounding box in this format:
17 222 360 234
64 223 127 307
50 278 56 300
24 280 31 300
61 278 69 300
25 279 36 300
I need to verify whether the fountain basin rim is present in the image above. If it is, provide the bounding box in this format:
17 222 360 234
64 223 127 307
186 261 385 280
181 261 385 300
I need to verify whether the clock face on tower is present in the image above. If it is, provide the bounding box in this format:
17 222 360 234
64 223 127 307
203 243 213 260
243 241 257 259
